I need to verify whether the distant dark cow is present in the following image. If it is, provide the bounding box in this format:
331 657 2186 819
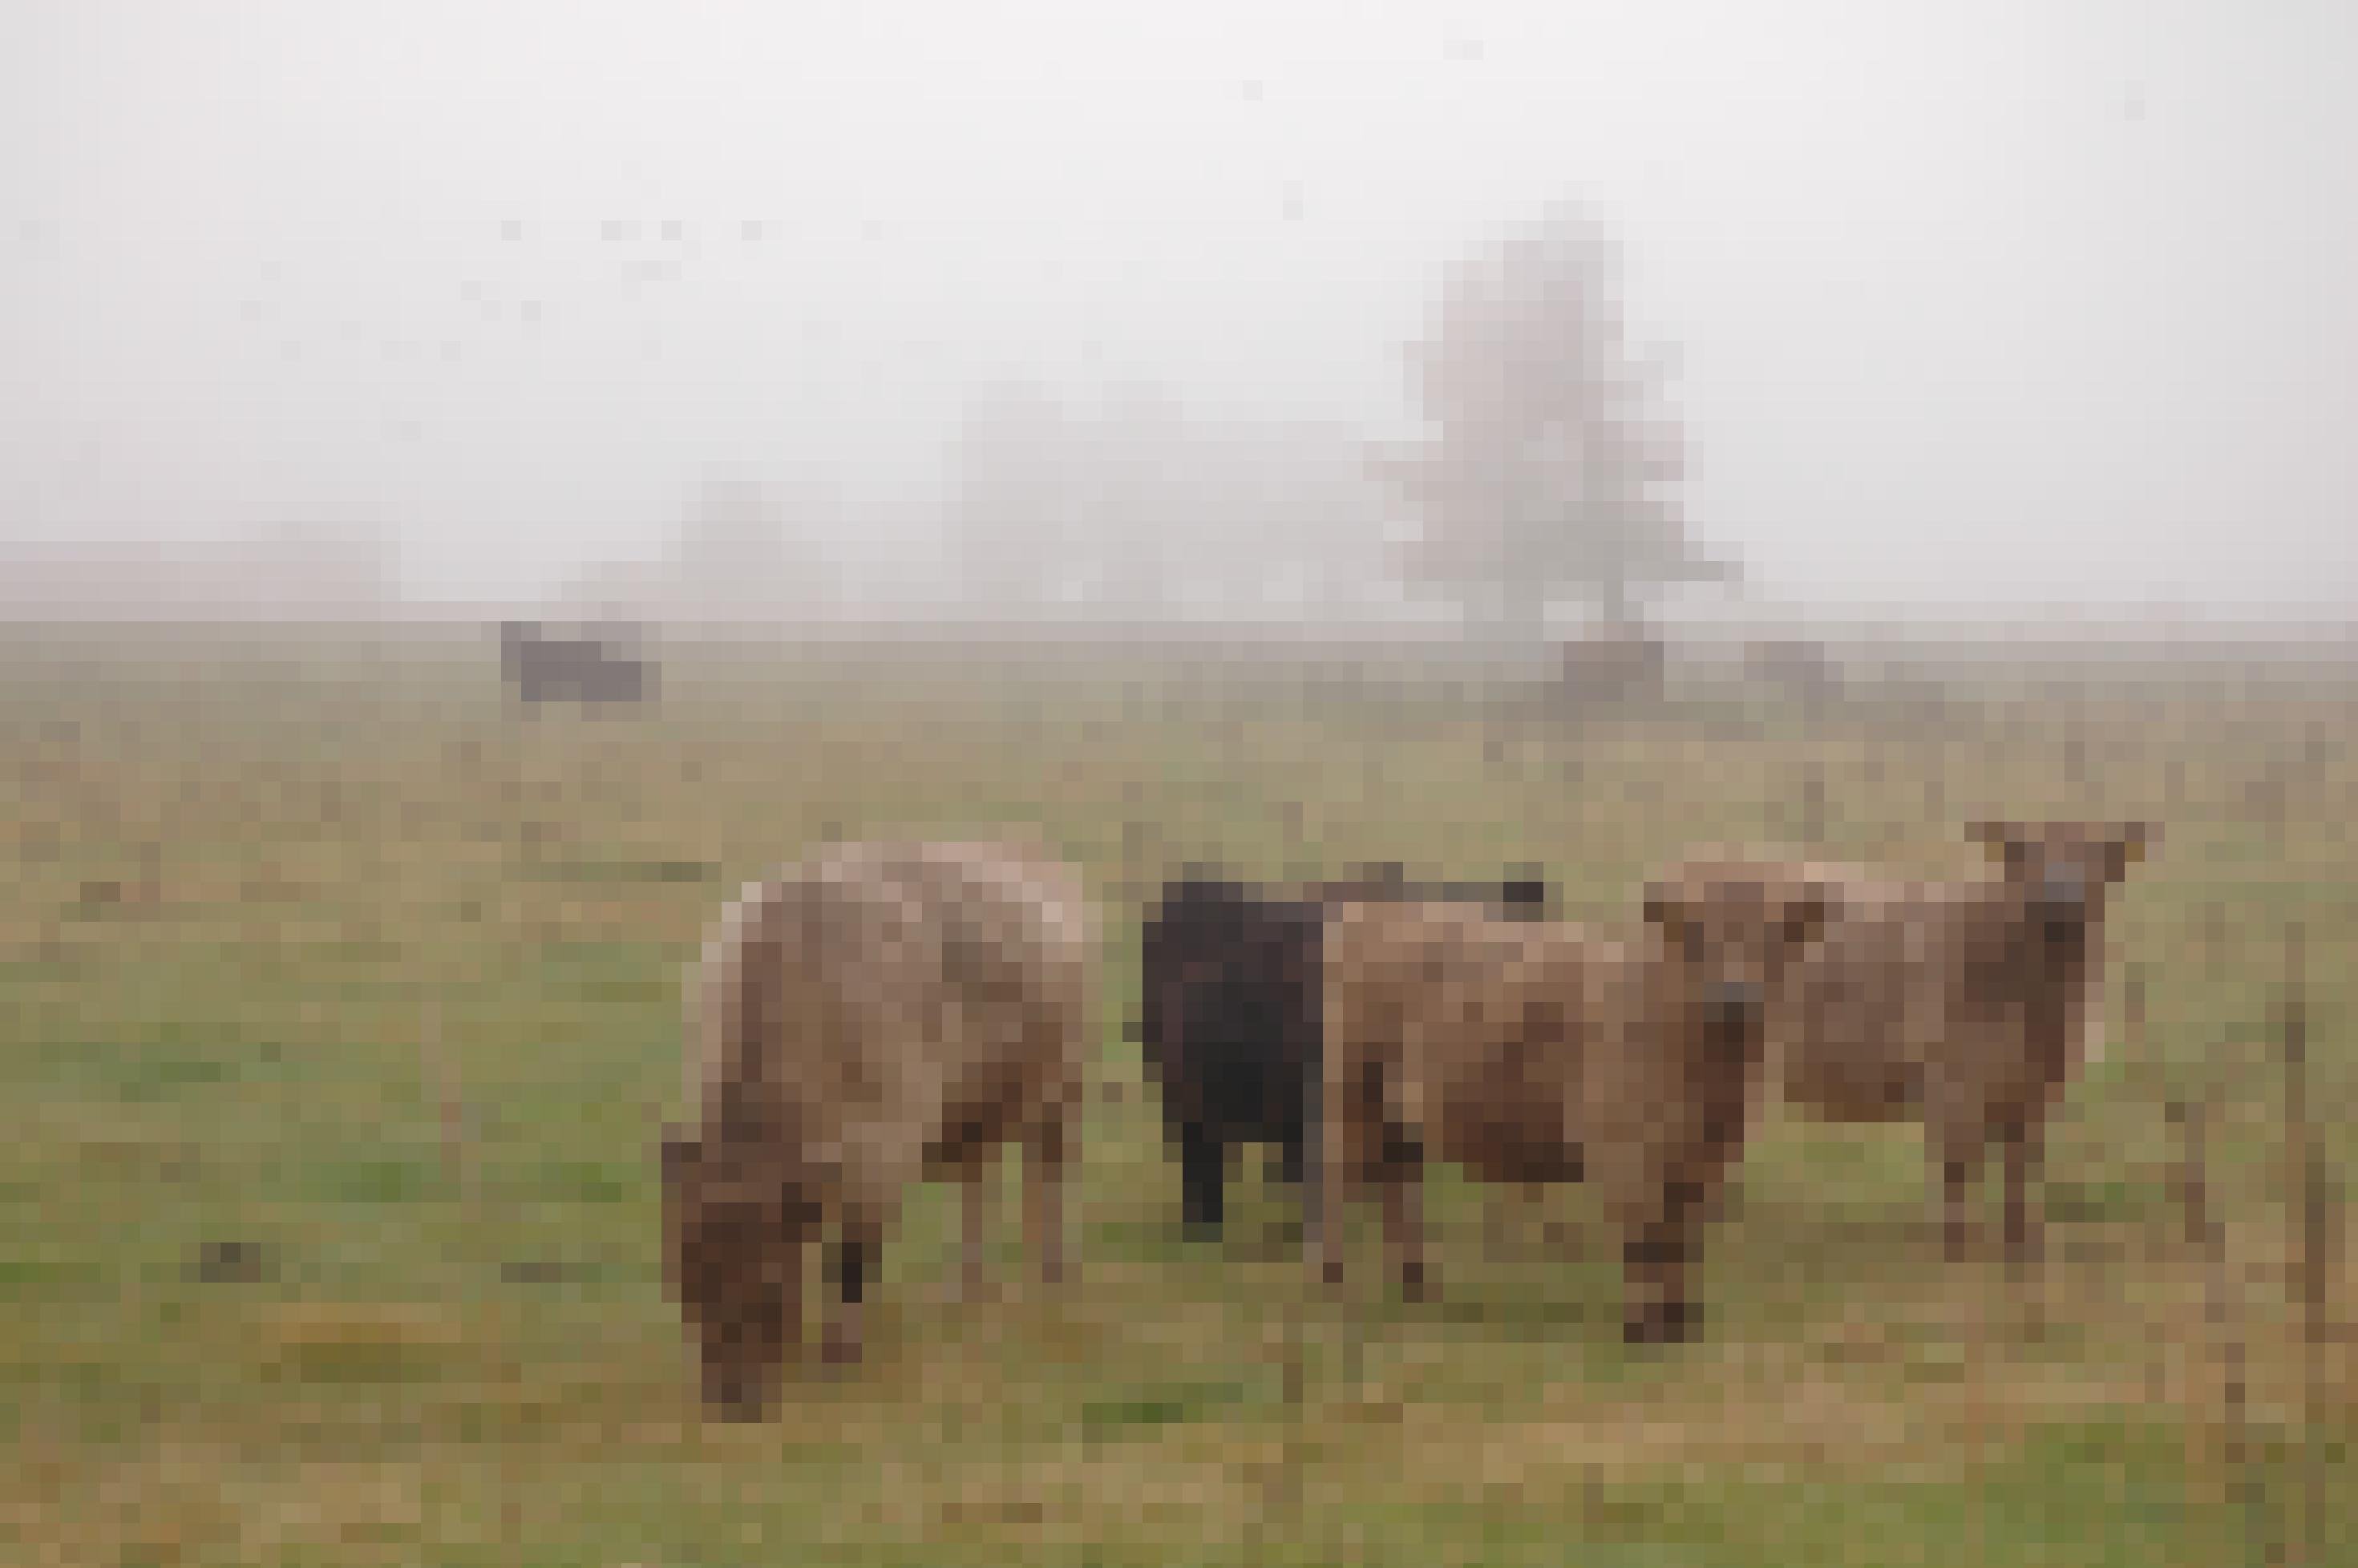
1560 624 1668 713
1745 637 1842 709
498 619 657 708
1132 863 1548 1239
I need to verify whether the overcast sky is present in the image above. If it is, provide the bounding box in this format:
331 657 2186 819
3 0 2351 613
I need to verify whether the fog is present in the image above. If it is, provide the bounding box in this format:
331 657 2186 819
3 0 2352 623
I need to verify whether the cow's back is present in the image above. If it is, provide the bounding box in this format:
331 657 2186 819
1325 899 1603 1166
694 839 1090 1215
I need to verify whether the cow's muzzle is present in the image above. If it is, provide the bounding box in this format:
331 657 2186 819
2034 869 2089 938
1705 980 1763 1034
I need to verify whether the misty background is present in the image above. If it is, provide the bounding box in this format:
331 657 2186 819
2 1 2351 630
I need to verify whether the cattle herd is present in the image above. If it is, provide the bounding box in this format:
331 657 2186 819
658 820 2154 1420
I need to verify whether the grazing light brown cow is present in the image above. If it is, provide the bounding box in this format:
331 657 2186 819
659 839 1092 1418
1676 820 2156 1266
1310 869 1834 1344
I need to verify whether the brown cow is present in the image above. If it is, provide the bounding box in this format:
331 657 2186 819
658 839 1092 1418
1675 820 2156 1265
1310 869 1834 1344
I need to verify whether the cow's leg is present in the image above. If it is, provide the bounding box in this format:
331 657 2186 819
1179 1120 1228 1237
1023 1101 1070 1289
1378 1131 1429 1300
951 1155 991 1304
1624 1171 1713 1345
821 1211 884 1368
1621 1218 1697 1345
1294 1023 1325 1257
1311 1054 1357 1290
1934 1131 1989 1264
1271 1138 1306 1188
2000 1116 2042 1271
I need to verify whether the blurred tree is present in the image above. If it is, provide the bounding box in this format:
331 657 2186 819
670 472 836 622
1089 381 1190 615
1370 202 1735 646
950 382 1072 612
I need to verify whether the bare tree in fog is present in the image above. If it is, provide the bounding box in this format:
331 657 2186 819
1372 202 1736 648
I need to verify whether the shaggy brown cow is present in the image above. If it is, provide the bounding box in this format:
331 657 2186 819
658 839 1092 1418
1676 820 2155 1265
1310 869 1834 1344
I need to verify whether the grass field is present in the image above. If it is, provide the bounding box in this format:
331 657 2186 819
3 623 2354 1566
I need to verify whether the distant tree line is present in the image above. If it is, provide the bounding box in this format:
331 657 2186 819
948 382 1401 618
952 199 1738 645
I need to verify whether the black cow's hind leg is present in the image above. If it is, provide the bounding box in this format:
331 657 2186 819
1179 1122 1228 1236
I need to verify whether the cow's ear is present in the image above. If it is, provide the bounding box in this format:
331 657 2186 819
1643 884 1690 948
1965 820 2020 863
1783 886 1837 951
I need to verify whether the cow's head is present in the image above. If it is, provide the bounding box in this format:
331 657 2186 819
1967 819 2156 951
658 1125 808 1420
1644 871 1838 1049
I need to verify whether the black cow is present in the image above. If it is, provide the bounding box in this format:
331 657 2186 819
1131 863 1549 1239
498 620 657 708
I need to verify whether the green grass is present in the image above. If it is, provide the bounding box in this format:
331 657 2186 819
2 626 2354 1565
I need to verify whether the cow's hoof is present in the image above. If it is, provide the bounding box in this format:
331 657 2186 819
820 1328 864 1368
1623 1302 1699 1347
705 1378 772 1422
1398 1263 1430 1303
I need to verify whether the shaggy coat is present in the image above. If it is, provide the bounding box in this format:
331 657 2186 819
659 839 1092 1418
1672 820 2155 1263
1132 866 1547 1239
1311 869 1832 1344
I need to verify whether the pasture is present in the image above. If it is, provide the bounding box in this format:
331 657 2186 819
3 621 2354 1566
